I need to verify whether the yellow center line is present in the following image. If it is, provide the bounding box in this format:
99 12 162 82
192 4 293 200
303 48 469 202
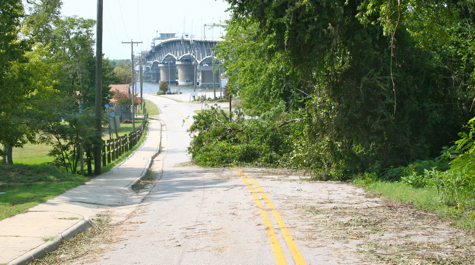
232 168 287 265
171 107 198 136
238 168 307 265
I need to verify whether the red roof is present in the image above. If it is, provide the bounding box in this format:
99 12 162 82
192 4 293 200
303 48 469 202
110 84 130 94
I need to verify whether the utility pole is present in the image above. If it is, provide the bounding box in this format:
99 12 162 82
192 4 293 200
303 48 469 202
219 62 222 98
212 54 216 99
193 52 197 92
94 0 103 175
140 54 144 112
122 40 142 131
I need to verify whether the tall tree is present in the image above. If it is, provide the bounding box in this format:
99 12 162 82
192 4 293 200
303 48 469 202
216 17 306 115
112 61 132 84
0 0 32 161
3 0 118 168
217 0 475 177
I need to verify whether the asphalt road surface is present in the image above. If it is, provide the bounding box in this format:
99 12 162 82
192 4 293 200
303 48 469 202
82 95 316 264
71 94 472 265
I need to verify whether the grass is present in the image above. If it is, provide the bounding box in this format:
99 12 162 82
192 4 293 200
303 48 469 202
102 99 157 140
103 117 144 140
0 164 89 221
0 143 54 165
0 118 151 221
101 121 150 173
0 99 160 221
144 99 159 115
157 95 182 103
354 178 475 230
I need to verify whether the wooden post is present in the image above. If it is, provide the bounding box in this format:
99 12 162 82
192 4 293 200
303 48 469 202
130 132 134 149
115 138 119 159
121 135 125 154
102 145 106 167
120 136 122 154
107 140 111 164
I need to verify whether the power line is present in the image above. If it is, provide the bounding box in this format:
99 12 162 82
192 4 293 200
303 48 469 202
105 0 125 54
136 0 142 41
117 0 129 39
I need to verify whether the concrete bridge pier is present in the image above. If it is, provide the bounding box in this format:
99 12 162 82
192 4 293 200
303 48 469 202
159 63 177 84
150 64 160 82
198 65 220 87
151 72 160 82
176 61 194 86
144 69 152 82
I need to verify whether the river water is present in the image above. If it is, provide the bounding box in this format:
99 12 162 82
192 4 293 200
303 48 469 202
134 80 228 95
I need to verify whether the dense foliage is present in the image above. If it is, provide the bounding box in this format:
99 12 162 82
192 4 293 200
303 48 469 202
188 104 296 167
112 60 132 84
189 0 475 179
27 95 99 174
1 0 119 171
0 0 33 159
112 90 141 110
159 81 169 94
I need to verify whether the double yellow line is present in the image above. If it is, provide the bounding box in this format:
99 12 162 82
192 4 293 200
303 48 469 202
232 168 306 265
158 97 303 263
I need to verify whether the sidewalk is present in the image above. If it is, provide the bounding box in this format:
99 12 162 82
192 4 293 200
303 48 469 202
0 118 162 265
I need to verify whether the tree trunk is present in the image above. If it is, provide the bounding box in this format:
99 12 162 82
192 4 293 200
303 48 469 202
86 149 92 175
3 144 13 164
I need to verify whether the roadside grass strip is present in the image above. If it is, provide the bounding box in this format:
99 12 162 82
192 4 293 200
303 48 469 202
233 168 307 265
0 164 89 220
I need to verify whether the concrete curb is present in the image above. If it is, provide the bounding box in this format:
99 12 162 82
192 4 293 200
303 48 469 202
8 118 163 265
9 219 91 265
126 120 162 191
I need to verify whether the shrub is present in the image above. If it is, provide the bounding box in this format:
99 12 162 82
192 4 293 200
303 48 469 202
188 103 295 168
159 81 169 93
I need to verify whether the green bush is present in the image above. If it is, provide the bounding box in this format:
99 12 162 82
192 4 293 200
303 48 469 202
379 118 475 213
434 168 475 209
159 81 169 93
188 103 294 168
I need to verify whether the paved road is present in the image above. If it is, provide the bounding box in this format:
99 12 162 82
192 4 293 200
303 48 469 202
66 94 474 265
79 95 311 264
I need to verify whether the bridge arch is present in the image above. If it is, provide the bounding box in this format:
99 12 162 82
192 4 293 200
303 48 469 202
144 37 222 85
178 53 196 62
162 53 177 63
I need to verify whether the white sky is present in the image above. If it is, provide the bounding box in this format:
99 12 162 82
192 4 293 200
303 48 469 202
60 0 231 59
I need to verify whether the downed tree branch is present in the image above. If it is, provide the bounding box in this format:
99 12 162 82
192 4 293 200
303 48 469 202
271 119 301 131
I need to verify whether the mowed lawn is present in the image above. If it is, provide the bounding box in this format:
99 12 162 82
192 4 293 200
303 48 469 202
3 99 158 163
0 99 159 220
0 164 89 220
10 143 54 165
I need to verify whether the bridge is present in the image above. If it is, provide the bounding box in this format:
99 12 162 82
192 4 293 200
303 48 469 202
143 33 222 87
